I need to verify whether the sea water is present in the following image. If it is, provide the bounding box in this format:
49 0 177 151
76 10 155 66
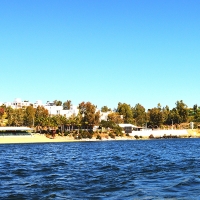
0 139 200 199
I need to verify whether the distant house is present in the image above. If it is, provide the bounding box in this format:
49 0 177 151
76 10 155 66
3 98 32 109
118 124 138 134
2 98 110 121
100 111 112 121
33 100 43 108
44 104 79 118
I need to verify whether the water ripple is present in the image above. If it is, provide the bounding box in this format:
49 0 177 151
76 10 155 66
0 139 200 199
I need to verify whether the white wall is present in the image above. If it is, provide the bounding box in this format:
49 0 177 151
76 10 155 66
130 129 188 137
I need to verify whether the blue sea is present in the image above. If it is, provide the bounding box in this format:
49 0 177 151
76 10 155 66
0 139 200 199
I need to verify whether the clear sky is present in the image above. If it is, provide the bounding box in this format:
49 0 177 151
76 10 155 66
0 0 200 110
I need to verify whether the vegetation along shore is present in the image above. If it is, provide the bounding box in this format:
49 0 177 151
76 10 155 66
0 99 200 143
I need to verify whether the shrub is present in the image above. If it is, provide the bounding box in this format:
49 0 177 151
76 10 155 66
42 130 47 134
77 134 82 139
96 134 101 140
119 132 124 137
134 135 139 139
89 130 94 134
81 131 88 138
64 131 70 136
109 132 115 139
114 125 123 136
72 132 77 138
56 129 60 134
89 132 93 139
149 134 154 139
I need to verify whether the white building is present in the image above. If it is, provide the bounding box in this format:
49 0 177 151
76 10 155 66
33 100 43 108
3 98 32 109
100 111 112 121
43 102 79 118
1 98 109 121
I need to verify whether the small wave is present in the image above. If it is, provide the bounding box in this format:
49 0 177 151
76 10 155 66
1 139 200 199
174 177 200 187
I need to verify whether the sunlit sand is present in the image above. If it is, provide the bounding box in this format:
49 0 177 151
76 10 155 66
0 134 76 144
0 130 199 144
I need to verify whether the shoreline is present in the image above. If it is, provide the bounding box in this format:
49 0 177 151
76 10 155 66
0 134 137 144
0 130 199 144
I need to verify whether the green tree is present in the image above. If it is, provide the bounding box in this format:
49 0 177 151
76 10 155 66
78 101 100 129
63 117 71 131
101 106 111 112
35 106 49 127
12 109 24 126
49 115 62 128
68 114 76 131
63 100 72 110
74 113 82 132
193 104 198 115
167 108 180 125
5 107 14 126
100 120 116 129
5 107 24 126
149 107 163 127
107 112 124 124
100 120 123 136
117 102 133 123
132 103 146 126
162 105 170 124
175 100 188 123
53 100 62 106
194 109 200 122
24 106 36 127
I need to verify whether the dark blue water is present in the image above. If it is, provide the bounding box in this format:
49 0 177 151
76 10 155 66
0 139 200 199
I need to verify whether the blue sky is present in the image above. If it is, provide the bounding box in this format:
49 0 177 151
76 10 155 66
0 0 200 110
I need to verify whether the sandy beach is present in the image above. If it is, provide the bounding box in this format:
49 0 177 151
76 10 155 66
0 130 199 144
0 133 137 144
0 134 77 144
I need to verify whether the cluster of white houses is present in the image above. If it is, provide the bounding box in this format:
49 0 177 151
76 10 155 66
0 98 110 121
